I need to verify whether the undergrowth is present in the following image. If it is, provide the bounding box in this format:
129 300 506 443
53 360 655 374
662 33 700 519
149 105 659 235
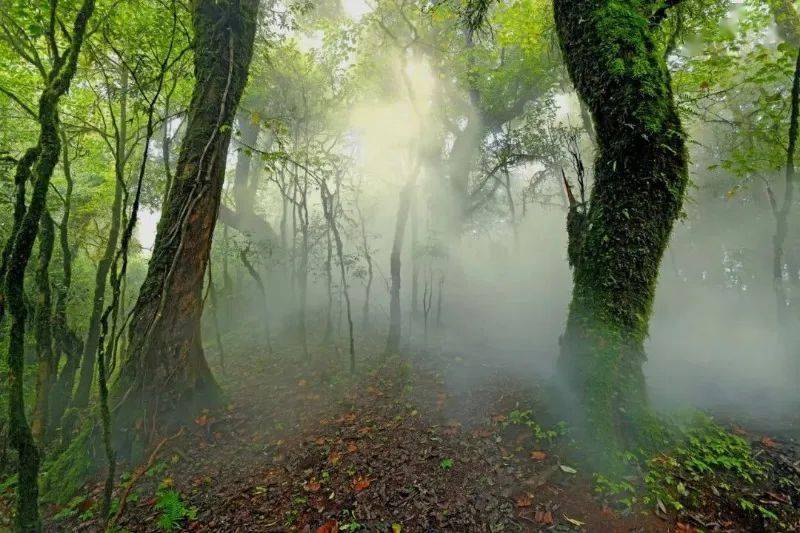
593 413 797 529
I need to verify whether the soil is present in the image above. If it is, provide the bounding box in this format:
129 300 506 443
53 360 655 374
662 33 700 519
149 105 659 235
29 331 800 532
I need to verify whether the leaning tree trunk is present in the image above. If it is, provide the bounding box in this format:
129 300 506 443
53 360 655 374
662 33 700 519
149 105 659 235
553 0 689 467
112 0 259 455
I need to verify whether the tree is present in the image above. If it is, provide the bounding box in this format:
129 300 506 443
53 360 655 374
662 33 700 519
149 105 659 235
2 0 96 525
112 0 259 453
553 0 689 467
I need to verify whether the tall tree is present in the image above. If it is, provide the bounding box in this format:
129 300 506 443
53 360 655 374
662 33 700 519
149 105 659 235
553 0 689 467
2 0 96 526
111 0 259 452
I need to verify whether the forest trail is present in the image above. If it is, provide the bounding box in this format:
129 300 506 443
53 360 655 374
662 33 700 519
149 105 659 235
44 332 797 532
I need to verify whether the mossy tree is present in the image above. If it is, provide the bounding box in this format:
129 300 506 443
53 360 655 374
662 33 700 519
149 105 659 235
553 0 689 468
111 0 259 455
2 0 96 527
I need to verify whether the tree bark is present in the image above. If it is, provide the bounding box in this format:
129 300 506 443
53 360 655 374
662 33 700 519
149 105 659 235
111 0 259 454
553 0 689 468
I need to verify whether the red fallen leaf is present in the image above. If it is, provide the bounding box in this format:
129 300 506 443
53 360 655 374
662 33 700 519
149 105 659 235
472 428 493 438
304 480 321 492
534 510 553 525
316 519 339 533
195 414 209 426
352 476 371 492
346 442 358 453
357 427 372 435
530 451 547 461
761 436 777 448
515 493 533 508
491 414 507 423
676 523 697 533
328 451 342 465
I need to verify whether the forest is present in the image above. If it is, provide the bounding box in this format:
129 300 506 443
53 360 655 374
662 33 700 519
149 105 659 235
0 0 799 530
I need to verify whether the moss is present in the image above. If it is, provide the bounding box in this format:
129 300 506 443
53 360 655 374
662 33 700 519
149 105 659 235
554 0 689 471
40 427 96 506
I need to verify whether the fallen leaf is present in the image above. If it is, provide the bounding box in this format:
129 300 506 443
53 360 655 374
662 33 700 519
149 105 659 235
328 451 342 466
761 436 777 448
352 476 371 492
316 519 338 533
559 464 577 474
391 524 402 533
530 451 547 461
676 523 697 533
346 442 358 453
195 414 209 427
304 480 321 492
515 493 533 508
297 379 307 387
534 510 553 525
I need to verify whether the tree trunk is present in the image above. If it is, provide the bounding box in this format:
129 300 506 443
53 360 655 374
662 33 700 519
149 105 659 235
31 212 55 444
322 183 355 371
553 0 689 468
3 0 95 526
111 0 259 454
355 197 373 328
385 167 419 354
51 127 80 429
73 128 125 408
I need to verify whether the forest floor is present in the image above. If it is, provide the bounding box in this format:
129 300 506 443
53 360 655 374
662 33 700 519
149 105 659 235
31 328 800 532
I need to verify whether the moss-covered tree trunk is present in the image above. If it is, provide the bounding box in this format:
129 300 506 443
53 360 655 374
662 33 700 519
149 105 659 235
553 0 688 466
31 212 55 443
3 0 95 526
112 0 258 454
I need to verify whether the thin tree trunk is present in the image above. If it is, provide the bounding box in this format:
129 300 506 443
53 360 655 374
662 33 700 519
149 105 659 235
74 67 128 408
385 164 420 354
324 222 334 342
322 183 355 371
355 197 373 328
31 212 55 443
771 48 800 331
240 248 273 353
207 274 226 373
51 128 82 429
411 190 419 316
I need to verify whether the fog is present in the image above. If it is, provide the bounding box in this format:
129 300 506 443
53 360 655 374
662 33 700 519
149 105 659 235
206 44 800 441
